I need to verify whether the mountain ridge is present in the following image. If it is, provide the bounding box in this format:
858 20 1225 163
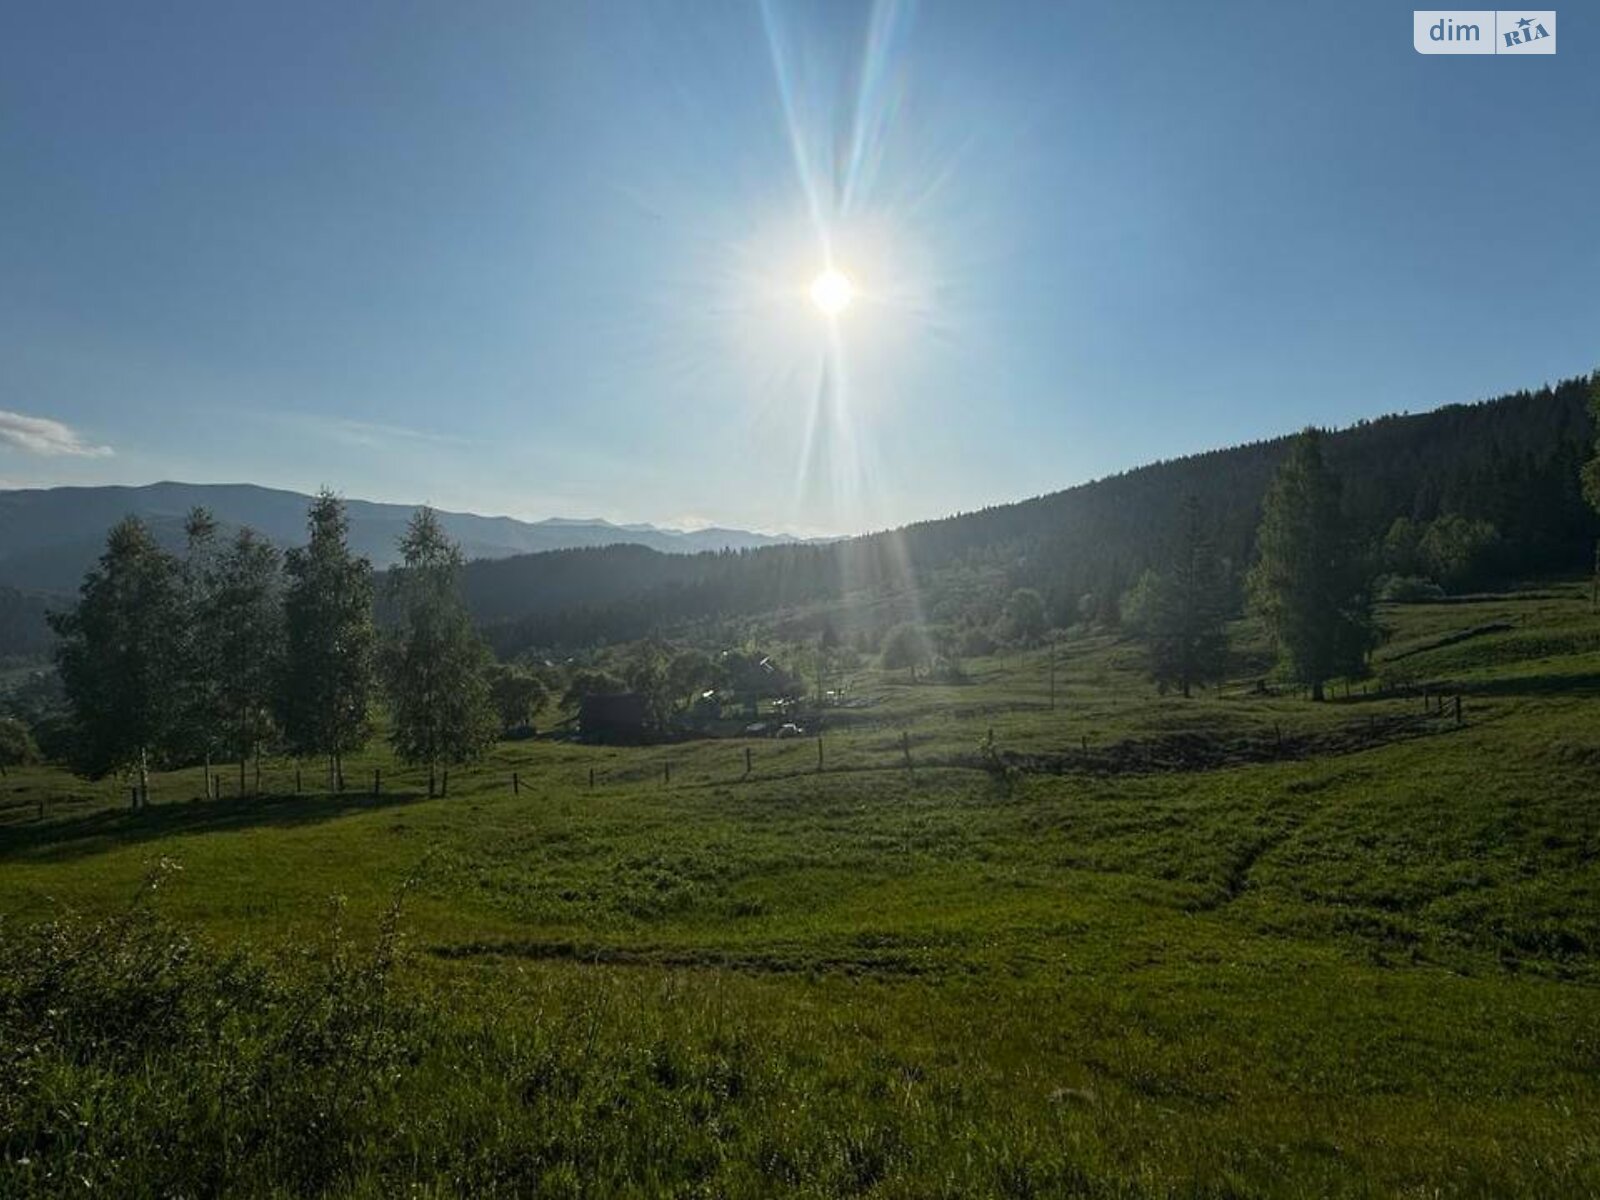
0 480 812 594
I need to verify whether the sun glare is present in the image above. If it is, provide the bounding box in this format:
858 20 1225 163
809 267 855 317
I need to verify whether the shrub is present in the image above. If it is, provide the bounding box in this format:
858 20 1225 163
1377 574 1445 603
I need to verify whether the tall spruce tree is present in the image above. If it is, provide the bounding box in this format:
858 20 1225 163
280 490 374 789
176 507 226 782
382 508 497 796
1581 372 1600 610
1247 430 1376 700
1144 496 1230 697
210 528 286 795
48 517 183 805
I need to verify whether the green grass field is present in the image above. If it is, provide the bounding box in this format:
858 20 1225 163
3 587 1599 1197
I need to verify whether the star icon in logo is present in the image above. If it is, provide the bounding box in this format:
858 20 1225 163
1516 15 1533 28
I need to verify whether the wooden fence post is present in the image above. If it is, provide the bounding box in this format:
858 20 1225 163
589 766 595 789
663 761 671 787
744 745 753 776
816 736 824 773
1454 695 1463 727
295 766 302 795
513 771 520 795
902 730 912 769
373 768 380 797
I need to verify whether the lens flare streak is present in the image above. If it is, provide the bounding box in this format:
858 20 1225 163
758 0 928 529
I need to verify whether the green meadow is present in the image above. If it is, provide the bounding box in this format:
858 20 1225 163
3 586 1598 1197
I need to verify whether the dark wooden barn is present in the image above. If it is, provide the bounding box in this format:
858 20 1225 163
578 692 649 743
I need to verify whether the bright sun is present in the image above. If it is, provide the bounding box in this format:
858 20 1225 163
809 267 855 316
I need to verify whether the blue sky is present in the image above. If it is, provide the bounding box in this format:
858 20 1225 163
2 1 1595 535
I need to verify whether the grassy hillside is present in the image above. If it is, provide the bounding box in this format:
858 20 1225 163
2 584 1598 1196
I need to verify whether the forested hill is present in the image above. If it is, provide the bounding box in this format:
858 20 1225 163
471 374 1597 654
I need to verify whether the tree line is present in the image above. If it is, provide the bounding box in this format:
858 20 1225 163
1124 430 1375 700
25 373 1600 785
47 492 500 804
465 374 1598 657
1128 373 1600 700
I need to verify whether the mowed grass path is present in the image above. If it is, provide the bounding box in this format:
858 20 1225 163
2 587 1598 1196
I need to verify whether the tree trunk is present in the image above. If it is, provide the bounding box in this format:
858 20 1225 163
239 756 246 799
428 762 436 799
1311 679 1325 702
138 746 149 810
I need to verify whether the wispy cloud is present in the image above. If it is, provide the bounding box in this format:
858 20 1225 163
328 416 474 449
265 411 474 450
0 409 113 457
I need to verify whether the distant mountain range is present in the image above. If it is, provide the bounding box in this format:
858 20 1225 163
0 482 810 596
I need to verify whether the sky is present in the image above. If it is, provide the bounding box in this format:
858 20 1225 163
2 1 1596 536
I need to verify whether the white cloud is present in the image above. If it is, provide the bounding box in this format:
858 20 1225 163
0 409 113 458
259 410 474 451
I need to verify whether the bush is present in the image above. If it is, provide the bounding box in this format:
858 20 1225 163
0 716 39 772
957 626 996 659
1377 574 1445 603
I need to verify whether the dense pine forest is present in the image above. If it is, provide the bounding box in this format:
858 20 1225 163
468 375 1597 654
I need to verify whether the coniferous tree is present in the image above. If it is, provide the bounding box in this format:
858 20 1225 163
1144 496 1230 697
280 490 374 790
48 517 183 805
176 507 226 782
382 508 497 796
1247 430 1376 700
1582 373 1600 609
209 529 285 795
